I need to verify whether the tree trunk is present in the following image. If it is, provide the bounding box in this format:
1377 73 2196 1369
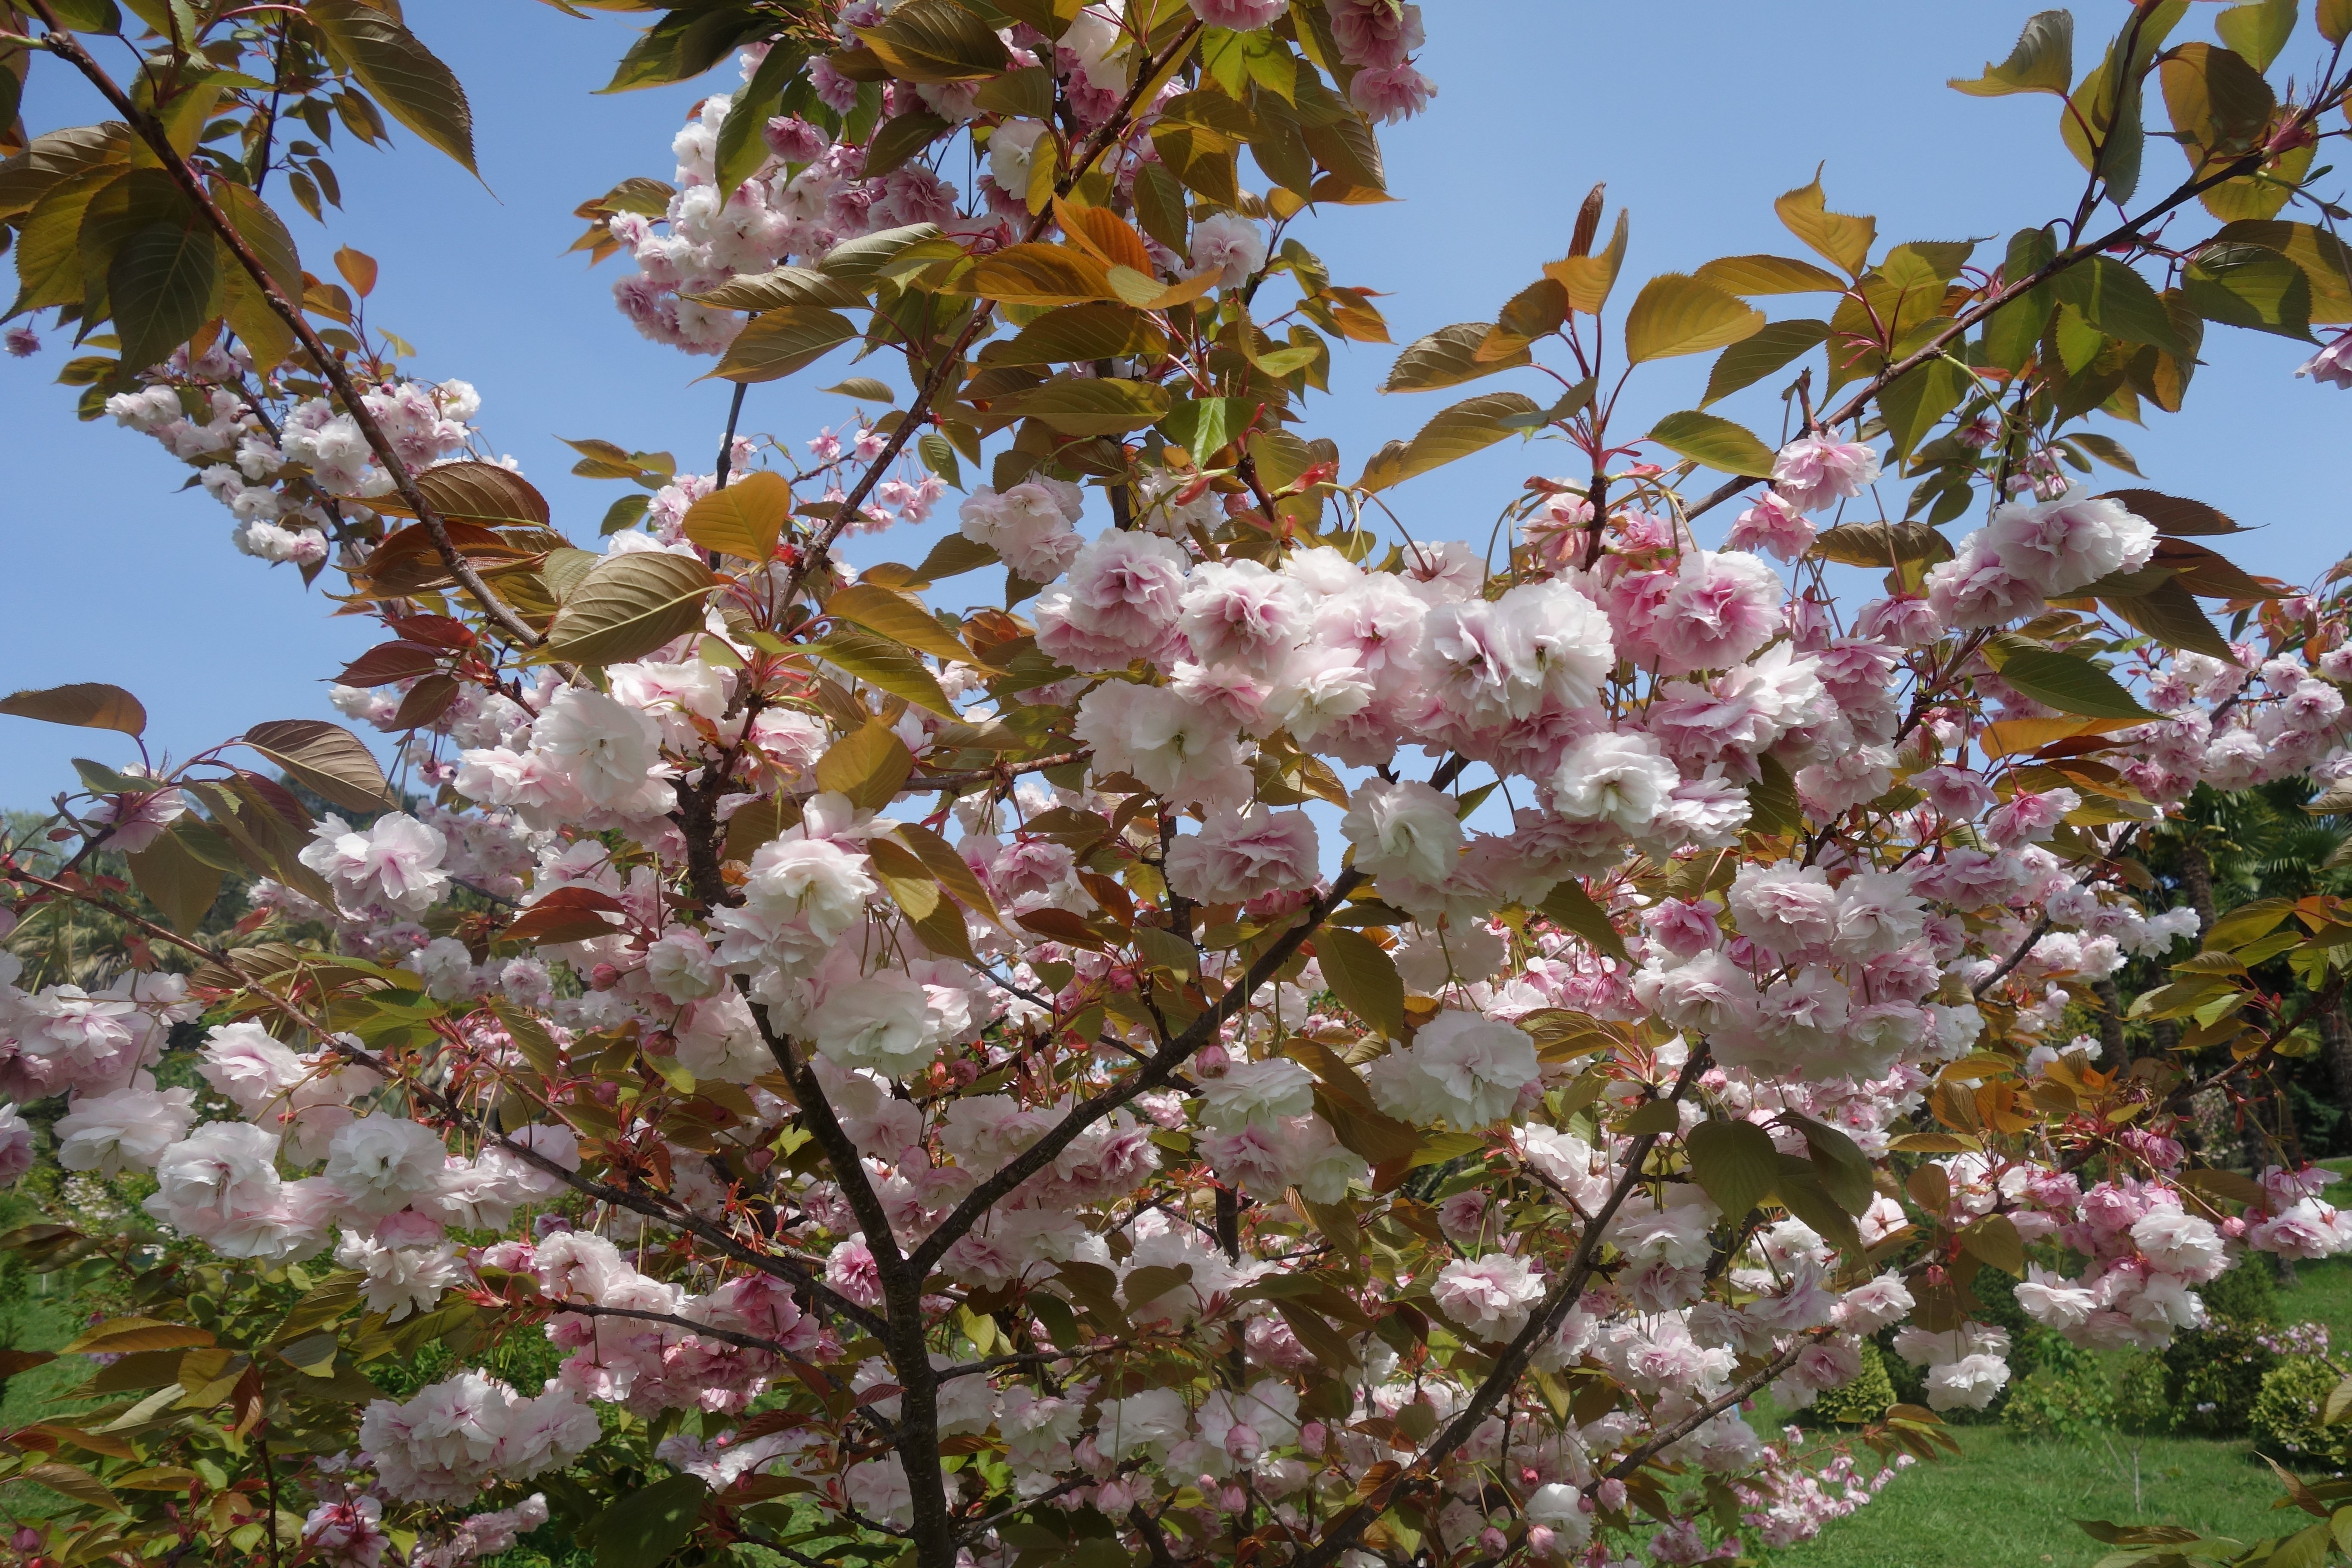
2320 999 2352 1117
2094 977 2130 1068
2180 840 2216 936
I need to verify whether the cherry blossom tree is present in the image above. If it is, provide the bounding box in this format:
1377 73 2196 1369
6 2 2352 1566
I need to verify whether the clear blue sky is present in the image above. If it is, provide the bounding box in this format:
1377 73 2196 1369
4 1 2343 805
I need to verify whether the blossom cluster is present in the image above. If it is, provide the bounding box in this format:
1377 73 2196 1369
605 1 1435 355
13 3 2352 1565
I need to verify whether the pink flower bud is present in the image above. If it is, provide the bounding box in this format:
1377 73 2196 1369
1596 1479 1626 1511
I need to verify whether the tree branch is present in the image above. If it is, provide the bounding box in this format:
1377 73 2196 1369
1681 75 2350 530
30 7 548 651
0 861 891 1335
1295 1044 1712 1568
1601 1332 1824 1480
908 753 1465 1277
775 21 1204 607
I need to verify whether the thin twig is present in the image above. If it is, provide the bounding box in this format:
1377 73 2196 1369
1682 60 2349 529
30 6 547 651
1602 1333 1823 1480
1296 1044 1714 1568
774 21 1204 608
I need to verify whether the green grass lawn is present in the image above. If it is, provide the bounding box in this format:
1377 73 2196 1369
1761 1425 2304 1567
1768 1234 2352 1566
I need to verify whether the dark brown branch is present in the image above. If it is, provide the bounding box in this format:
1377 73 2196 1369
536 1298 793 1358
908 752 1466 1277
0 861 889 1335
1602 1333 1823 1480
1295 1044 1713 1568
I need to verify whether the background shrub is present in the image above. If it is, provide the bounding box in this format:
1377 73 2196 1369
1812 1340 1896 1424
2251 1356 2351 1466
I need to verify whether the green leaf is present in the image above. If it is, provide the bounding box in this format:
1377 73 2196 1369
2065 432 2142 476
1537 879 1628 963
1646 410 1775 475
2326 0 2352 43
1692 254 1848 295
593 1473 708 1568
0 682 146 735
997 302 1169 364
683 266 868 312
43 0 123 30
864 532 998 591
1357 391 1541 492
864 110 952 178
974 65 1055 120
1962 1213 2027 1275
1316 927 1406 1040
127 828 222 934
269 1273 364 1344
1774 168 1877 277
12 184 97 319
1490 377 1598 432
992 375 1170 435
0 124 132 227
827 583 974 665
2211 220 2352 324
1685 1119 1779 1220
240 719 393 813
1620 273 1764 363
1787 1112 1874 1215
1546 208 1629 315
681 470 790 562
856 0 1013 81
1158 395 1256 460
816 722 917 813
19 1461 123 1516
208 181 301 300
1948 9 2074 96
2105 577 2236 661
1772 1163 1865 1257
1701 318 1831 406
1996 649 2156 720
545 551 717 665
1602 1102 1675 1142
2052 257 2186 355
711 305 858 383
820 376 897 402
805 630 956 717
1382 322 1527 392
1877 352 1971 460
2271 1521 2336 1568
306 0 477 174
917 430 964 487
2159 41 2275 162
1746 753 1803 836
1273 1298 1358 1370
2216 0 2297 71
2184 244 2314 339
107 220 214 376
714 43 806 198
